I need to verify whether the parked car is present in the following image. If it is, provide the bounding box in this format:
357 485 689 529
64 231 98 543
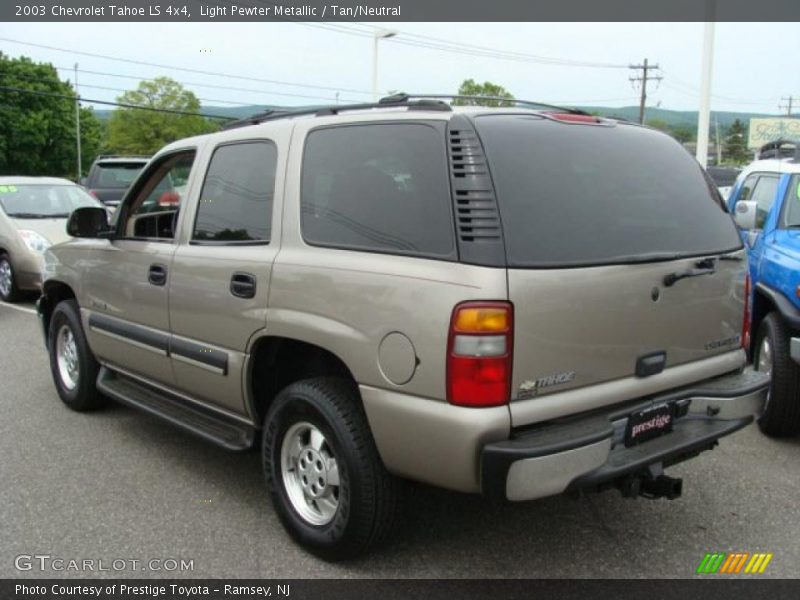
707 165 741 200
0 177 107 302
38 94 768 559
82 155 150 207
727 140 800 436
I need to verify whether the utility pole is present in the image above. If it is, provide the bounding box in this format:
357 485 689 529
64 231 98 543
714 116 722 165
629 58 662 125
74 63 81 182
779 96 796 116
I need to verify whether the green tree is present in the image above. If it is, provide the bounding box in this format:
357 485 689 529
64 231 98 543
724 119 749 164
105 77 218 154
453 79 514 107
0 52 102 179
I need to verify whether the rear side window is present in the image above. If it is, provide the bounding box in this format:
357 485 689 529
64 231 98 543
94 163 145 188
193 141 277 242
300 123 455 259
474 115 742 267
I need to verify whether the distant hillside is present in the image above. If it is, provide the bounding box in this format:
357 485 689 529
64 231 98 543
92 104 785 130
578 106 779 130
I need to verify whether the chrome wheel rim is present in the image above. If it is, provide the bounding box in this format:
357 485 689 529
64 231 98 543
280 421 340 526
757 336 773 410
757 337 773 376
0 260 11 298
56 325 79 391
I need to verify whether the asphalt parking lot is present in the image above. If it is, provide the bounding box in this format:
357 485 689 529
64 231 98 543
1 299 799 579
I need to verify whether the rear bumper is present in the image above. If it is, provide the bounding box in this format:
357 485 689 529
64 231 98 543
481 369 768 501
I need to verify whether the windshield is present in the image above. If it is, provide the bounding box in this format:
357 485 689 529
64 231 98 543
94 163 145 188
0 184 103 218
474 115 743 267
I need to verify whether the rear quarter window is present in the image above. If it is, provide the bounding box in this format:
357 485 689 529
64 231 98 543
300 122 456 260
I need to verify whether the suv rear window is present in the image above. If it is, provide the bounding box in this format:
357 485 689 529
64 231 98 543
95 163 146 188
474 115 742 267
301 123 456 259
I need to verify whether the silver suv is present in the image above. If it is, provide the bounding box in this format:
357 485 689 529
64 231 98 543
37 95 769 560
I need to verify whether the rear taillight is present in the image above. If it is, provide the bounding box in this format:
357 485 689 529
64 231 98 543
447 301 513 407
742 274 751 351
88 190 99 198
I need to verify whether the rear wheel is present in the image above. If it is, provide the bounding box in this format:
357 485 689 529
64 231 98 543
47 299 106 412
754 312 800 437
0 253 21 302
262 377 400 560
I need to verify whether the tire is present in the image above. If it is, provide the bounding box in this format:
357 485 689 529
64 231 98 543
0 253 21 302
262 377 400 560
754 312 800 437
47 299 106 412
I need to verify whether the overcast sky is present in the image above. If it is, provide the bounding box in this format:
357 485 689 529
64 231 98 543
2 21 798 114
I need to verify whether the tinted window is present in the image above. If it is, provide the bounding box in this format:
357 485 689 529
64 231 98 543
95 163 146 188
783 176 800 228
301 123 455 258
474 115 742 267
193 142 276 242
739 174 758 201
751 175 780 229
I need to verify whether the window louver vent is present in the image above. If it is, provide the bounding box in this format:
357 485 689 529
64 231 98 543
447 117 504 263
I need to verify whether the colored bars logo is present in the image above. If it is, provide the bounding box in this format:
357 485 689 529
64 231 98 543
696 552 773 574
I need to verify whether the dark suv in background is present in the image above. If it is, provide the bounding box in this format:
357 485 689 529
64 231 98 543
82 155 150 207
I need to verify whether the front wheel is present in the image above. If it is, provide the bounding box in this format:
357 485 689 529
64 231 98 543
262 378 400 560
47 299 106 412
0 253 21 302
754 312 800 437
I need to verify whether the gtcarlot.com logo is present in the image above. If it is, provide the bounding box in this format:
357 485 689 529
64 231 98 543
14 554 194 572
696 552 773 575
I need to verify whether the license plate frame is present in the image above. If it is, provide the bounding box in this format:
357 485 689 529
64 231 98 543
624 403 674 447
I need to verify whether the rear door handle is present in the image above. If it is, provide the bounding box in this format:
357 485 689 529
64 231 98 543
148 264 167 286
230 272 256 299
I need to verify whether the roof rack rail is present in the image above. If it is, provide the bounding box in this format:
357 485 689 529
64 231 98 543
399 94 589 115
758 139 800 162
95 154 151 159
221 95 452 130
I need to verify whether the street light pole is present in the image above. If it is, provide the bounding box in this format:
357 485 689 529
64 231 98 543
696 17 716 167
372 29 397 102
74 62 82 181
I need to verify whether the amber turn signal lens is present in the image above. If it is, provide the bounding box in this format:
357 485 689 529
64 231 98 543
454 307 509 333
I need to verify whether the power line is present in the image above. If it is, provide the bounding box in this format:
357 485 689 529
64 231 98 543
0 36 373 96
296 21 629 69
0 85 236 120
53 66 361 104
8 72 257 107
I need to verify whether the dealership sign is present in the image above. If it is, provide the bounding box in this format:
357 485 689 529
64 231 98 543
748 118 800 149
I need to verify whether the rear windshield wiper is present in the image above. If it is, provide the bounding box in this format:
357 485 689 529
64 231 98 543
663 259 716 287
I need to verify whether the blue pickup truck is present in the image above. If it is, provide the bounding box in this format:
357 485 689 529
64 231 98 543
728 140 800 437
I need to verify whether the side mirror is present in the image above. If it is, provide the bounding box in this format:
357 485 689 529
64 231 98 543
67 207 113 238
734 200 757 230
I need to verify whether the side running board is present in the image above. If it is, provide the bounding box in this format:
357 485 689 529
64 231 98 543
96 367 256 451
